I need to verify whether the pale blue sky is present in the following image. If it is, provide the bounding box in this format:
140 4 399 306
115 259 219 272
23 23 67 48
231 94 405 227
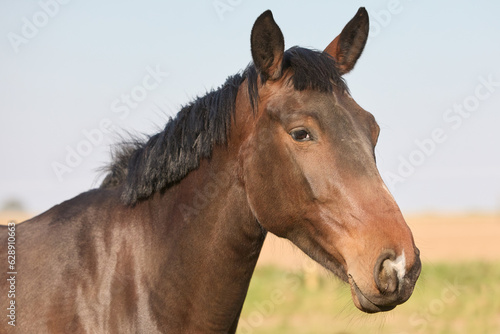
1 0 499 214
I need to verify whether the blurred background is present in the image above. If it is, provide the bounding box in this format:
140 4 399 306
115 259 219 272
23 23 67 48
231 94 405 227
1 1 499 333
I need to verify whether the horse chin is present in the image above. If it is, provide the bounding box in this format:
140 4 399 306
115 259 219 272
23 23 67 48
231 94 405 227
348 275 397 314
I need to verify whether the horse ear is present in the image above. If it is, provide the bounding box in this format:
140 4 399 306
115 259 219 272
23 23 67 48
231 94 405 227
324 7 369 75
251 10 285 81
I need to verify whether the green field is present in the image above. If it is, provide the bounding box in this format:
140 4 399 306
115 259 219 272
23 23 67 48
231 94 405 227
238 262 500 334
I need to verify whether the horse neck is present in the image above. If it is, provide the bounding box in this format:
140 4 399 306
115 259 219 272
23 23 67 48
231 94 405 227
139 107 265 331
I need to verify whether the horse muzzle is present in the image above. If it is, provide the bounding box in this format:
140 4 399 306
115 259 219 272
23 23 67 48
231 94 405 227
348 248 422 313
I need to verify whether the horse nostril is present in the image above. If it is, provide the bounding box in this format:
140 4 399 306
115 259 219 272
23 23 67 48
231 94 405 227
377 258 398 294
374 250 403 295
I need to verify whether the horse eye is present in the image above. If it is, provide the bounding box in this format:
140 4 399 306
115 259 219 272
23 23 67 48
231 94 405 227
290 129 311 142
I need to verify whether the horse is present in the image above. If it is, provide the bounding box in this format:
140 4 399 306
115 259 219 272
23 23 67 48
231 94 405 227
0 8 420 333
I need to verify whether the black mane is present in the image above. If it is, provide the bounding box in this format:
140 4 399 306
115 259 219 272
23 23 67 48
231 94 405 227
101 47 347 204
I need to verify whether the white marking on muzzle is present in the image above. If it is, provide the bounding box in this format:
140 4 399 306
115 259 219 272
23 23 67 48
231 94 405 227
388 250 406 281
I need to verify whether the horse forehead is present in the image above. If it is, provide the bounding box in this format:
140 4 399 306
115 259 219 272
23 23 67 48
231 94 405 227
324 91 376 132
264 88 337 117
262 85 373 137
